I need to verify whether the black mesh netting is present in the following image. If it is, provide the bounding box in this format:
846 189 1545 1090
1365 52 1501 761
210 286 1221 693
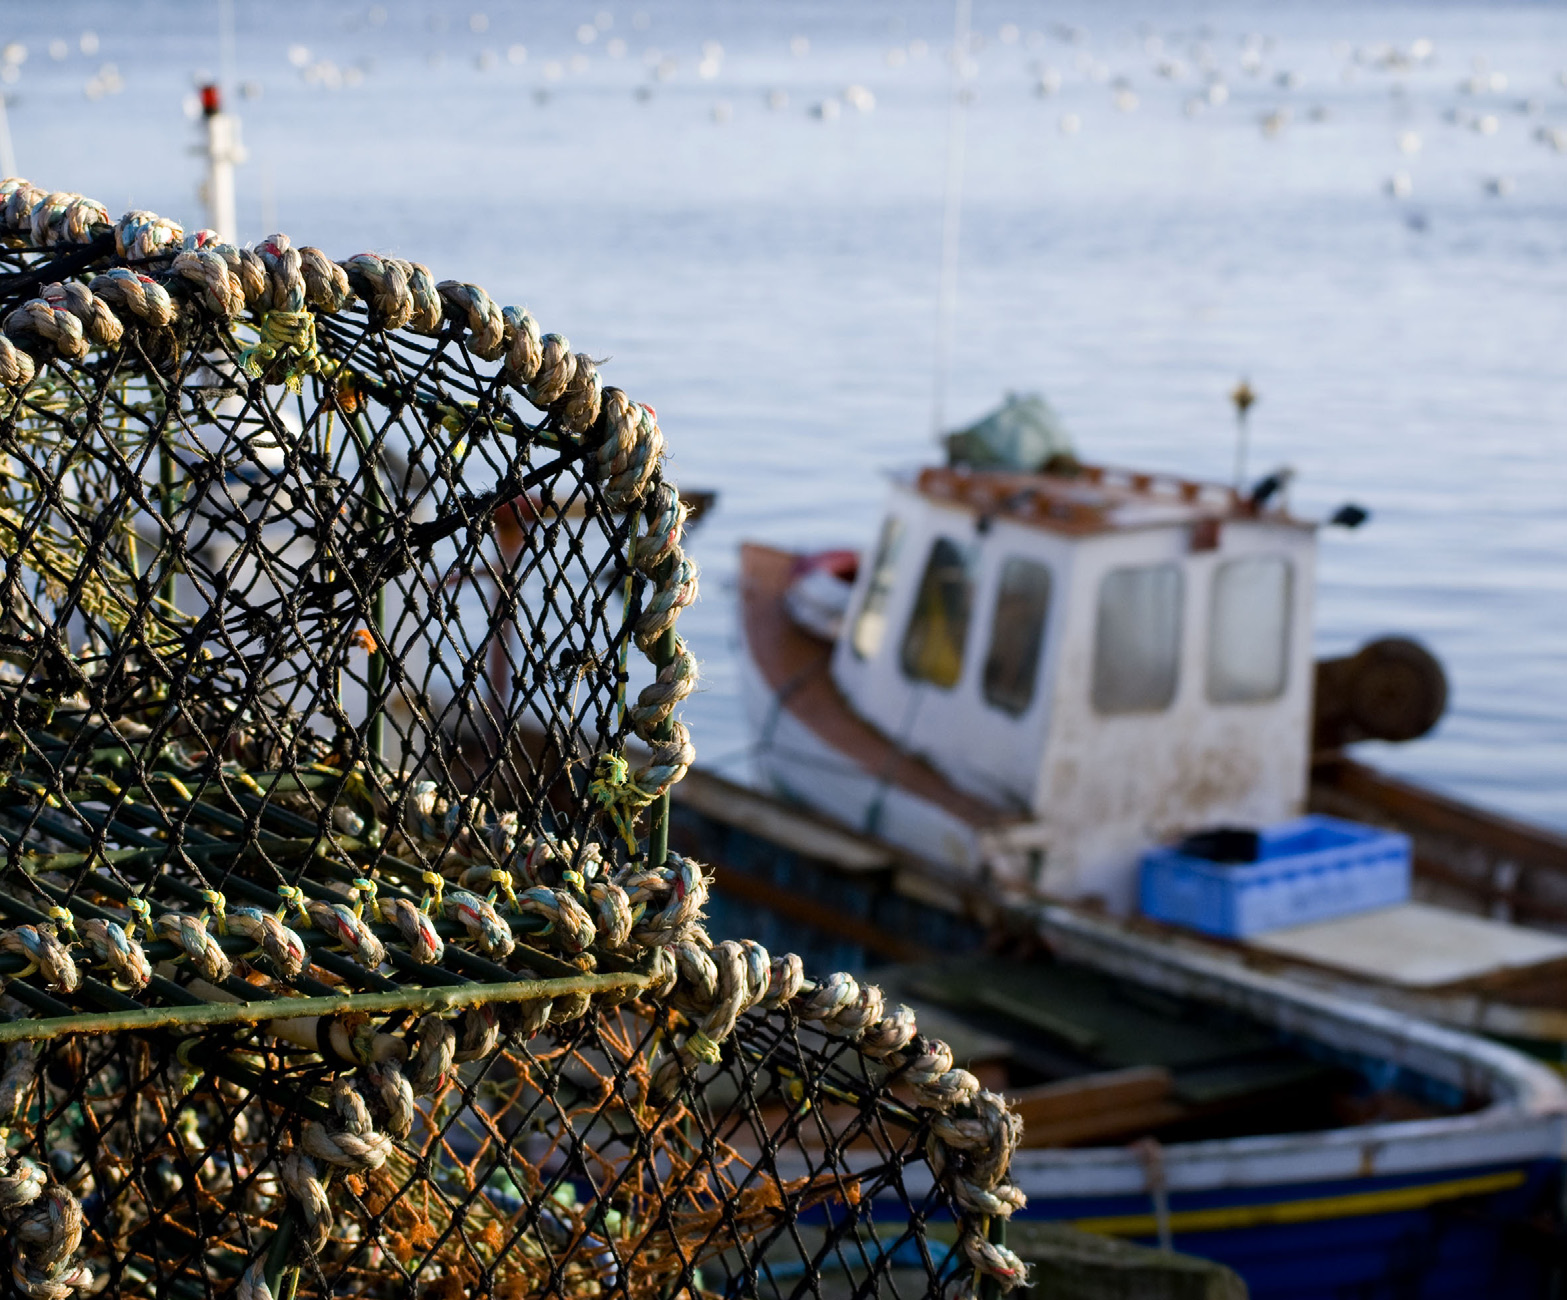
0 182 1027 1300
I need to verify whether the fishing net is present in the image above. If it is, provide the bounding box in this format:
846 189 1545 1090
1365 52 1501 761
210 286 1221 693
0 181 1028 1300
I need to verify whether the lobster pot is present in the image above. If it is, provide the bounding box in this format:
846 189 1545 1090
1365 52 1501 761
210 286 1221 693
0 180 1025 1300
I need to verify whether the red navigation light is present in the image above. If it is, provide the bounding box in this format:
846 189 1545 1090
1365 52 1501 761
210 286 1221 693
199 83 221 116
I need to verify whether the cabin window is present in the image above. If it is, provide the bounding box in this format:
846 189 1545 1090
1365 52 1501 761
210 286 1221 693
1092 564 1183 714
900 537 973 689
983 558 1052 716
850 516 906 659
1208 557 1292 703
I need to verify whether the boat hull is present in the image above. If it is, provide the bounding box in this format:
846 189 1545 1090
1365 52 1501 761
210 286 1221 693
1014 1160 1557 1299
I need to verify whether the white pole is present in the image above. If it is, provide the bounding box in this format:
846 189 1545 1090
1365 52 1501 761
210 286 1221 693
931 0 974 442
199 85 246 243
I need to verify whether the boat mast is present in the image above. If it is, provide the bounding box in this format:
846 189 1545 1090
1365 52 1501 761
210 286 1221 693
930 0 974 441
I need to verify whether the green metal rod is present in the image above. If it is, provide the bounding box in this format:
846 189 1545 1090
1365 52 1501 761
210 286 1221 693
261 1212 298 1299
0 968 650 1043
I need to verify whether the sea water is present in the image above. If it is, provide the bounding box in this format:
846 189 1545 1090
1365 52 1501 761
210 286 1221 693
8 0 1565 828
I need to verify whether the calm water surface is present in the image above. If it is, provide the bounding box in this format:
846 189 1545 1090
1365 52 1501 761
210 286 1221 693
12 0 1566 827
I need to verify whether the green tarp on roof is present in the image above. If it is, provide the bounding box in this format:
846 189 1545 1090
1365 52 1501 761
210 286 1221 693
945 392 1075 472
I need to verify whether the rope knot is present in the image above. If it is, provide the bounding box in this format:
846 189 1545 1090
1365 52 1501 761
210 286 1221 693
238 308 336 393
588 752 660 853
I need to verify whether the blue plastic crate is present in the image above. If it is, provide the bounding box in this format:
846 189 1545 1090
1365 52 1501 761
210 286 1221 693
1139 814 1411 938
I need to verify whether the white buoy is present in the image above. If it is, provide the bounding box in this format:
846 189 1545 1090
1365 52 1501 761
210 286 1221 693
1484 175 1514 197
1385 171 1413 198
1397 130 1421 155
1059 111 1081 134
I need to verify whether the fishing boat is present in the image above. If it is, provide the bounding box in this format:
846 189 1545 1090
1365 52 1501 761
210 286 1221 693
718 394 1567 1057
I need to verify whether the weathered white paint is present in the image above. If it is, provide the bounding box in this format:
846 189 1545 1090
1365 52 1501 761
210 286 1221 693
1032 512 1316 909
820 474 1317 910
831 479 1075 814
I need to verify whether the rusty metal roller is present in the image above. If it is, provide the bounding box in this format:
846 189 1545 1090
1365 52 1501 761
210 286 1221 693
1313 636 1449 751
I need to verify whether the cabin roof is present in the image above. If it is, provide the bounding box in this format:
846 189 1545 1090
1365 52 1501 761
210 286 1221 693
912 463 1314 538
